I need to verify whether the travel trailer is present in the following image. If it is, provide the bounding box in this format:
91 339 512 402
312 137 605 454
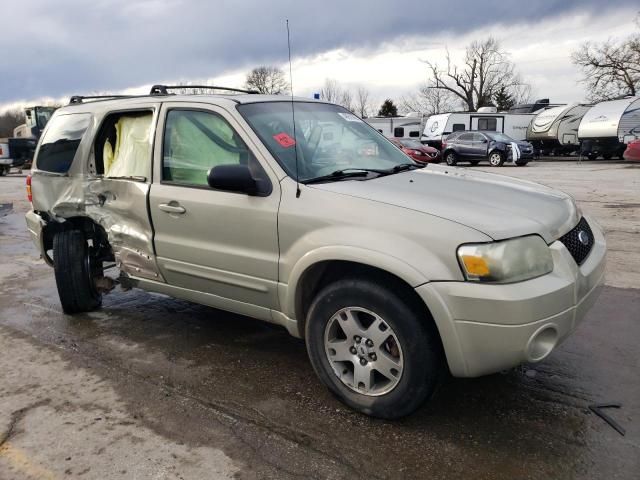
578 96 640 159
365 113 425 139
527 104 592 155
421 108 536 149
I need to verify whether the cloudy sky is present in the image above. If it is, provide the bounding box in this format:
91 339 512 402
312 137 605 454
2 0 638 111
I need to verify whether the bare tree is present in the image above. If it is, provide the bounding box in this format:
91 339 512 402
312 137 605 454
424 37 527 111
320 79 355 111
244 66 289 94
572 35 640 101
401 85 459 115
0 108 25 138
354 86 372 118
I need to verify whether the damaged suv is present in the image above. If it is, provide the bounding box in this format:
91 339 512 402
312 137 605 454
25 86 606 418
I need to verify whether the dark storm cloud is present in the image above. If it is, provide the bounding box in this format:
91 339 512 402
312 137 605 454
1 0 635 102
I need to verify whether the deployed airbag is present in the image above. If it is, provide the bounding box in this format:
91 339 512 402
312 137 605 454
104 114 153 178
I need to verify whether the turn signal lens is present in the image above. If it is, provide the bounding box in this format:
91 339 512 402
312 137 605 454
460 255 490 277
26 175 32 202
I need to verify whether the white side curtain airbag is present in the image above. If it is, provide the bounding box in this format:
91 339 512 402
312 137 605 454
104 114 153 178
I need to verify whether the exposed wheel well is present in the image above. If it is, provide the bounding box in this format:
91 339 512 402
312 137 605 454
295 261 442 346
42 216 113 264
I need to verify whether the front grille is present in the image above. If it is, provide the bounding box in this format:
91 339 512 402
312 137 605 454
558 217 594 265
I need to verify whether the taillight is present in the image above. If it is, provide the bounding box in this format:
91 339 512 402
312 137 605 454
26 175 32 203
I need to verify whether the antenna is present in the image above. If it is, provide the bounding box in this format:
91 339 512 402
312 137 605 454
286 19 301 198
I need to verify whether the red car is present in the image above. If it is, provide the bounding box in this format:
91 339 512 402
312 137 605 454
623 140 640 162
388 138 441 164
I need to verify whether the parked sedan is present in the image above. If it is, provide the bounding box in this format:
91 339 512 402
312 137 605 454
388 138 441 164
623 140 640 162
442 131 533 167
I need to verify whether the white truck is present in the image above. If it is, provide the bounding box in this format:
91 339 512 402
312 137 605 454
0 106 56 175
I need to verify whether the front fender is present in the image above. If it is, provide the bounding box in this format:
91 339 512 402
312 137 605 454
279 225 460 321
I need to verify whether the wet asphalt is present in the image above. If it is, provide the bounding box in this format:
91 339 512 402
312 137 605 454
0 168 639 479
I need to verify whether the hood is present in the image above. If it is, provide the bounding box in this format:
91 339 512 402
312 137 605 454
309 165 579 243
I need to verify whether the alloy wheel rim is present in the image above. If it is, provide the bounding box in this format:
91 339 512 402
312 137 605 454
324 307 404 396
446 154 455 165
490 153 501 165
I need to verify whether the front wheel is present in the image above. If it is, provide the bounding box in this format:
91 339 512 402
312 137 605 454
305 278 443 419
444 151 457 166
489 151 505 166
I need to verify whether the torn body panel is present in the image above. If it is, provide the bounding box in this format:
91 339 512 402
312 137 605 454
30 173 164 282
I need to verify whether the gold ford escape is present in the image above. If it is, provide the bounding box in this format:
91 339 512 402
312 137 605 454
25 86 606 418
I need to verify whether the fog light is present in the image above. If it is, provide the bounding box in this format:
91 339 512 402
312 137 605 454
526 325 558 362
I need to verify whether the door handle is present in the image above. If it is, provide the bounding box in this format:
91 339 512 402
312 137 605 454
158 203 186 214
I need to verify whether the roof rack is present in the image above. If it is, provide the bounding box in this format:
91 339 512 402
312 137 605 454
68 94 134 105
149 84 259 95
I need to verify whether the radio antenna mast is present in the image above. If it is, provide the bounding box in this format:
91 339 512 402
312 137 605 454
286 19 301 198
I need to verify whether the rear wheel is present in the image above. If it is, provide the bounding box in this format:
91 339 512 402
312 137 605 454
587 153 598 160
305 278 443 419
53 228 103 314
444 151 457 166
489 151 505 167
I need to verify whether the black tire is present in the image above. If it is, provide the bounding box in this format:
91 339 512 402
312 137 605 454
444 151 457 166
587 153 598 160
305 278 443 419
488 151 505 167
53 228 102 314
602 153 613 160
469 160 480 166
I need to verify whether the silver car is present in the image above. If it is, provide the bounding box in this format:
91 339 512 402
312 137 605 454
25 87 606 418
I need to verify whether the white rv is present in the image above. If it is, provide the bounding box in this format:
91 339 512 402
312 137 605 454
421 108 536 149
578 96 640 159
365 113 425 139
527 104 592 155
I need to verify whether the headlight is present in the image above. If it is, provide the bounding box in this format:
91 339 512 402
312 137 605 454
457 235 553 283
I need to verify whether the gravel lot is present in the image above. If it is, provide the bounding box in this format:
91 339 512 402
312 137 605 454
0 161 638 479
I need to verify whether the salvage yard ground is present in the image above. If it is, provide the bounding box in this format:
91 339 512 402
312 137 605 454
0 160 638 479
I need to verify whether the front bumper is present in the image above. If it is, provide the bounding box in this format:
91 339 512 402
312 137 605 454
417 215 606 377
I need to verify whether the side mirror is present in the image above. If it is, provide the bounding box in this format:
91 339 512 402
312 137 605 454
207 164 259 195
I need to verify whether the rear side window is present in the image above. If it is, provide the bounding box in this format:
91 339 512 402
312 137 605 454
452 123 465 132
478 118 497 131
393 127 404 137
36 113 91 173
409 131 420 137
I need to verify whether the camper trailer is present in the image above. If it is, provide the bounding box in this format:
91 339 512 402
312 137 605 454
365 113 425 139
421 108 536 149
578 96 640 159
527 104 592 155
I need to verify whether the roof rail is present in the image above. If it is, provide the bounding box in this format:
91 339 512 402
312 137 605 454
149 84 259 95
68 95 134 105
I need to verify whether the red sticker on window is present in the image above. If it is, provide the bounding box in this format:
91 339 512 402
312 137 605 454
273 132 296 148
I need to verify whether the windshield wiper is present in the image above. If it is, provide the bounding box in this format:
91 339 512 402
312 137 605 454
302 164 422 185
106 175 147 182
302 169 374 185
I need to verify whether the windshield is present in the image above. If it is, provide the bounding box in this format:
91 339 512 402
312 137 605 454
486 132 515 143
237 102 412 181
399 139 423 149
